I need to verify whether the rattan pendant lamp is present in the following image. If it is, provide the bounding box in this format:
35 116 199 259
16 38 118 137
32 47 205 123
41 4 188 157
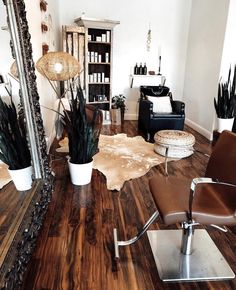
36 51 80 81
36 51 81 139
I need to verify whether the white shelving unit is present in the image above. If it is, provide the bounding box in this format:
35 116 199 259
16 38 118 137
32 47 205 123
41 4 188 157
74 16 120 111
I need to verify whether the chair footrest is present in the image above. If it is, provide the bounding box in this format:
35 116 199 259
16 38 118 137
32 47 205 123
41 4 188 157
147 229 235 282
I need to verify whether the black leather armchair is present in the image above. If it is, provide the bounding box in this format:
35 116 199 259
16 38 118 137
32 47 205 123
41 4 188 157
138 85 185 141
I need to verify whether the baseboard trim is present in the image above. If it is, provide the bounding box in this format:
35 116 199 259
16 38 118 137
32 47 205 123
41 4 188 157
185 118 213 141
124 113 138 121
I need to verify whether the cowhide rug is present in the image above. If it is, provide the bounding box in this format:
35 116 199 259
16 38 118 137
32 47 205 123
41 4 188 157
57 134 170 191
0 163 11 189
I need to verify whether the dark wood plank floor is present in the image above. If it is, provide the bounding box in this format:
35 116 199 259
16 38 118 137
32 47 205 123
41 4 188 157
21 121 236 290
0 182 27 247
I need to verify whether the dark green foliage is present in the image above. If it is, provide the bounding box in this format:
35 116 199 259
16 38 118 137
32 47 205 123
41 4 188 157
0 97 31 170
63 85 101 164
111 94 126 110
214 65 236 119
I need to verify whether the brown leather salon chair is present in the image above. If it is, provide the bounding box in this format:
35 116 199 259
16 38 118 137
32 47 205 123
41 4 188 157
114 130 236 282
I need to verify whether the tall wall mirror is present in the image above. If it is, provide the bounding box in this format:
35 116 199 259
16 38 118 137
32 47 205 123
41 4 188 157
0 0 53 288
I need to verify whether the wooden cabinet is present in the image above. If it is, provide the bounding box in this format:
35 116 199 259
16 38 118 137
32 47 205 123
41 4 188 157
74 17 119 110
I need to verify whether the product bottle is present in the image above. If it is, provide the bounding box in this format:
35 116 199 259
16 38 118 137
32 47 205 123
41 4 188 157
138 62 143 75
0 74 4 83
134 63 138 75
143 63 147 75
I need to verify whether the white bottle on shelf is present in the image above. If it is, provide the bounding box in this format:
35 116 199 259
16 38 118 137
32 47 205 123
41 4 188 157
105 52 109 63
106 31 110 42
90 51 95 62
94 52 98 62
97 73 101 83
101 72 105 83
89 74 94 83
102 34 106 42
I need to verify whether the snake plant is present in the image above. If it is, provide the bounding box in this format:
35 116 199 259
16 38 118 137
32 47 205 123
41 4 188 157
214 65 236 119
0 96 31 169
63 85 102 164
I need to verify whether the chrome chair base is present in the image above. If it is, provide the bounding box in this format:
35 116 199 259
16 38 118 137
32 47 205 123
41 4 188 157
147 229 235 282
114 211 159 259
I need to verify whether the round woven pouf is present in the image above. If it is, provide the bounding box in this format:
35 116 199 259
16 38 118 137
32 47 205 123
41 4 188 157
154 130 195 158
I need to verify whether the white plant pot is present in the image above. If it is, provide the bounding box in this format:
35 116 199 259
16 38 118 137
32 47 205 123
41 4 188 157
217 117 234 133
8 165 33 191
68 159 93 185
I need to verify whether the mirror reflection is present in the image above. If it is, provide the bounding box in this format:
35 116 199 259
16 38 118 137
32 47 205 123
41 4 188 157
0 1 52 288
0 0 33 265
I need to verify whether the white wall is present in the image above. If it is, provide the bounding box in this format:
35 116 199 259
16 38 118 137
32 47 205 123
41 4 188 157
219 0 236 132
59 0 192 119
25 0 60 145
0 4 12 80
0 3 19 103
183 0 229 139
220 0 236 78
2 0 231 142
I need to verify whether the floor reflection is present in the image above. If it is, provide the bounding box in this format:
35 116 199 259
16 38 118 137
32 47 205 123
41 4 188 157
0 168 27 248
0 163 11 189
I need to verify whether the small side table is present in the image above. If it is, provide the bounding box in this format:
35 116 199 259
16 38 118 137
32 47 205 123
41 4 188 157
154 130 195 175
154 130 195 158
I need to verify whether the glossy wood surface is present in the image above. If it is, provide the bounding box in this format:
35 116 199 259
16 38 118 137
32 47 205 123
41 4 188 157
0 183 24 247
21 122 236 290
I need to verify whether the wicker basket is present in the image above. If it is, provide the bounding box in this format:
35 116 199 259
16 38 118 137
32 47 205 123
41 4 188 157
154 130 195 158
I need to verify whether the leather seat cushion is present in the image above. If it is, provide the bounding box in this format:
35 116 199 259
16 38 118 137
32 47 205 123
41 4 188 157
149 176 236 226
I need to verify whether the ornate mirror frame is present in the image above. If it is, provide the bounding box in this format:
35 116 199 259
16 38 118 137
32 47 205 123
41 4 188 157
0 0 53 289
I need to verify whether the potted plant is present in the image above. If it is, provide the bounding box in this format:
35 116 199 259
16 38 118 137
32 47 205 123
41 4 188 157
63 85 102 185
214 65 236 132
0 95 32 191
110 94 126 125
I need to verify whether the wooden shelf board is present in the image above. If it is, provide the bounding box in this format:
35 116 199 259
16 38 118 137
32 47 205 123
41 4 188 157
88 82 110 85
88 62 110 65
88 41 111 45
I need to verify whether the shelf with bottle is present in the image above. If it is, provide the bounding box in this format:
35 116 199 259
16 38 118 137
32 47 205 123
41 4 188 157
88 51 110 63
88 94 110 104
88 71 110 84
88 40 111 45
134 62 147 75
87 29 111 43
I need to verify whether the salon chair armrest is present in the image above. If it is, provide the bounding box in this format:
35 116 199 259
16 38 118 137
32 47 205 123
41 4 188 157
139 99 154 116
171 100 185 115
